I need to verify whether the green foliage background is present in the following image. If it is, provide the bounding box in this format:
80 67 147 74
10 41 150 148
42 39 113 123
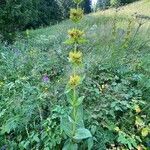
0 0 150 149
0 0 93 43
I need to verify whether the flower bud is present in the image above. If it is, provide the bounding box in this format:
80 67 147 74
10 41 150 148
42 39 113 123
69 75 81 88
70 8 83 22
69 51 82 65
68 28 84 42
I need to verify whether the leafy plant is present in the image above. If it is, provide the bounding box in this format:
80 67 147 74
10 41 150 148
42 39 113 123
61 0 92 149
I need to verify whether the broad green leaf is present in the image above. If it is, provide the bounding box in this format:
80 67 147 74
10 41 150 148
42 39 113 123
118 132 128 144
73 128 92 140
80 74 86 83
76 96 85 106
33 134 40 142
63 140 78 150
66 89 74 105
44 147 50 150
64 39 75 45
61 116 73 138
65 85 72 94
76 105 84 128
78 38 88 44
87 138 94 150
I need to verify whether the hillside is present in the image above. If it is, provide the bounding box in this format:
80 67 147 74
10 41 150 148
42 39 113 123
26 0 150 49
94 0 150 17
22 0 150 71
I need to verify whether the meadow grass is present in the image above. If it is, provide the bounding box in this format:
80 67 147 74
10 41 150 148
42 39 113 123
14 0 150 96
21 0 150 53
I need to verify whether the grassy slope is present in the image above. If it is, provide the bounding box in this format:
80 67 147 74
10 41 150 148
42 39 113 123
94 0 150 17
21 0 149 73
11 0 150 88
25 0 150 52
28 0 150 36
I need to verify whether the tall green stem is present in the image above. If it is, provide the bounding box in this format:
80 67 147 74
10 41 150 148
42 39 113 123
72 51 77 135
72 87 77 135
74 42 77 52
77 3 79 9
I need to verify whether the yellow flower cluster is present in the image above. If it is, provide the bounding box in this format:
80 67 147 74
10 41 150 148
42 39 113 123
68 28 84 42
70 8 83 22
69 51 82 65
69 75 81 88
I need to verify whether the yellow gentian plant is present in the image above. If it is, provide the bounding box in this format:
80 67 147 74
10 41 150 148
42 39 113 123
61 0 92 149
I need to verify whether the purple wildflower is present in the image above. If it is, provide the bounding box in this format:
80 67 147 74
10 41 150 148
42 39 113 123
42 75 50 83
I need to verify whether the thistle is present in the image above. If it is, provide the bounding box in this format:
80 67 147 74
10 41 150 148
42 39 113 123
61 0 92 149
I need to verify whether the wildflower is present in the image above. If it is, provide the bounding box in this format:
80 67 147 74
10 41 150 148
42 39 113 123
70 8 83 22
68 28 84 42
42 75 50 83
69 51 82 65
69 75 81 88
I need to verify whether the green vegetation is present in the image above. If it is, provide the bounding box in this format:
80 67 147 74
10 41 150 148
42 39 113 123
0 0 92 43
0 0 150 149
61 0 92 149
